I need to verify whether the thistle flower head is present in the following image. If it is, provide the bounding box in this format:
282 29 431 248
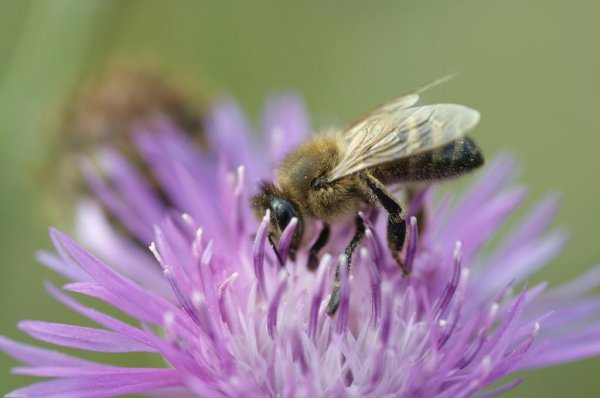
2 95 600 397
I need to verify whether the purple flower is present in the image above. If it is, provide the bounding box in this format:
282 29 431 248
2 95 600 398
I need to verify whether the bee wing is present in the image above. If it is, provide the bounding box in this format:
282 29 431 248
325 103 480 182
345 75 453 126
349 93 420 123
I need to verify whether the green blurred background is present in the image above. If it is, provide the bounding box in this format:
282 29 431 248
1 0 599 396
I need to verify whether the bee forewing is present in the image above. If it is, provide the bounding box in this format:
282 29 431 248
346 75 456 133
326 103 480 182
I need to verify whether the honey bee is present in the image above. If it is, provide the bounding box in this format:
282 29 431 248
251 79 484 314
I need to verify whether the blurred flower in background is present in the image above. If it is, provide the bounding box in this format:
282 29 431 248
52 62 207 223
1 86 600 397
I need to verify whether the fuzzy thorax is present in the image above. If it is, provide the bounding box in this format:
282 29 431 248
275 133 370 221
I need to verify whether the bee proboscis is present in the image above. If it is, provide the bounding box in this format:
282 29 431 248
251 79 484 314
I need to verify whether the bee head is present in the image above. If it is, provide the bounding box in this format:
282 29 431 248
252 181 305 261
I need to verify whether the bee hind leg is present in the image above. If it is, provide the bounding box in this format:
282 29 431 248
362 173 410 275
307 223 330 271
327 216 365 315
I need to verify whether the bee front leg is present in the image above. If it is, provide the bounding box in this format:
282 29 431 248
267 233 285 267
307 223 330 271
327 216 365 315
362 173 409 275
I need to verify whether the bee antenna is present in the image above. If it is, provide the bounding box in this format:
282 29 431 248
413 73 457 95
258 180 277 193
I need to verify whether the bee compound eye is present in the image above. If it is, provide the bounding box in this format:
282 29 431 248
270 198 297 231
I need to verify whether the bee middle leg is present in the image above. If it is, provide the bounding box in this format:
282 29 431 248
362 173 409 275
327 216 365 315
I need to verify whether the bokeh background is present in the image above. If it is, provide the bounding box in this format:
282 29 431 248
1 0 599 396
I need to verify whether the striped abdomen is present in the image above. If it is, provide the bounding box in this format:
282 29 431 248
373 136 484 184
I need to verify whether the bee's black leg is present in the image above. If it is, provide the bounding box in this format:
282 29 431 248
268 233 285 267
327 216 365 315
362 173 409 275
307 223 330 271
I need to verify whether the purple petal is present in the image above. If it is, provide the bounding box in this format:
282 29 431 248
541 264 600 303
437 153 518 241
36 250 90 282
267 274 288 338
308 254 331 340
206 98 264 179
13 366 166 378
522 337 600 368
481 231 568 293
253 211 270 299
45 283 169 350
404 217 419 274
80 159 154 244
277 217 298 264
0 336 101 368
50 229 188 328
263 94 311 163
73 200 172 296
458 186 528 263
6 369 182 398
99 148 165 225
18 320 157 353
361 249 381 326
493 194 561 259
